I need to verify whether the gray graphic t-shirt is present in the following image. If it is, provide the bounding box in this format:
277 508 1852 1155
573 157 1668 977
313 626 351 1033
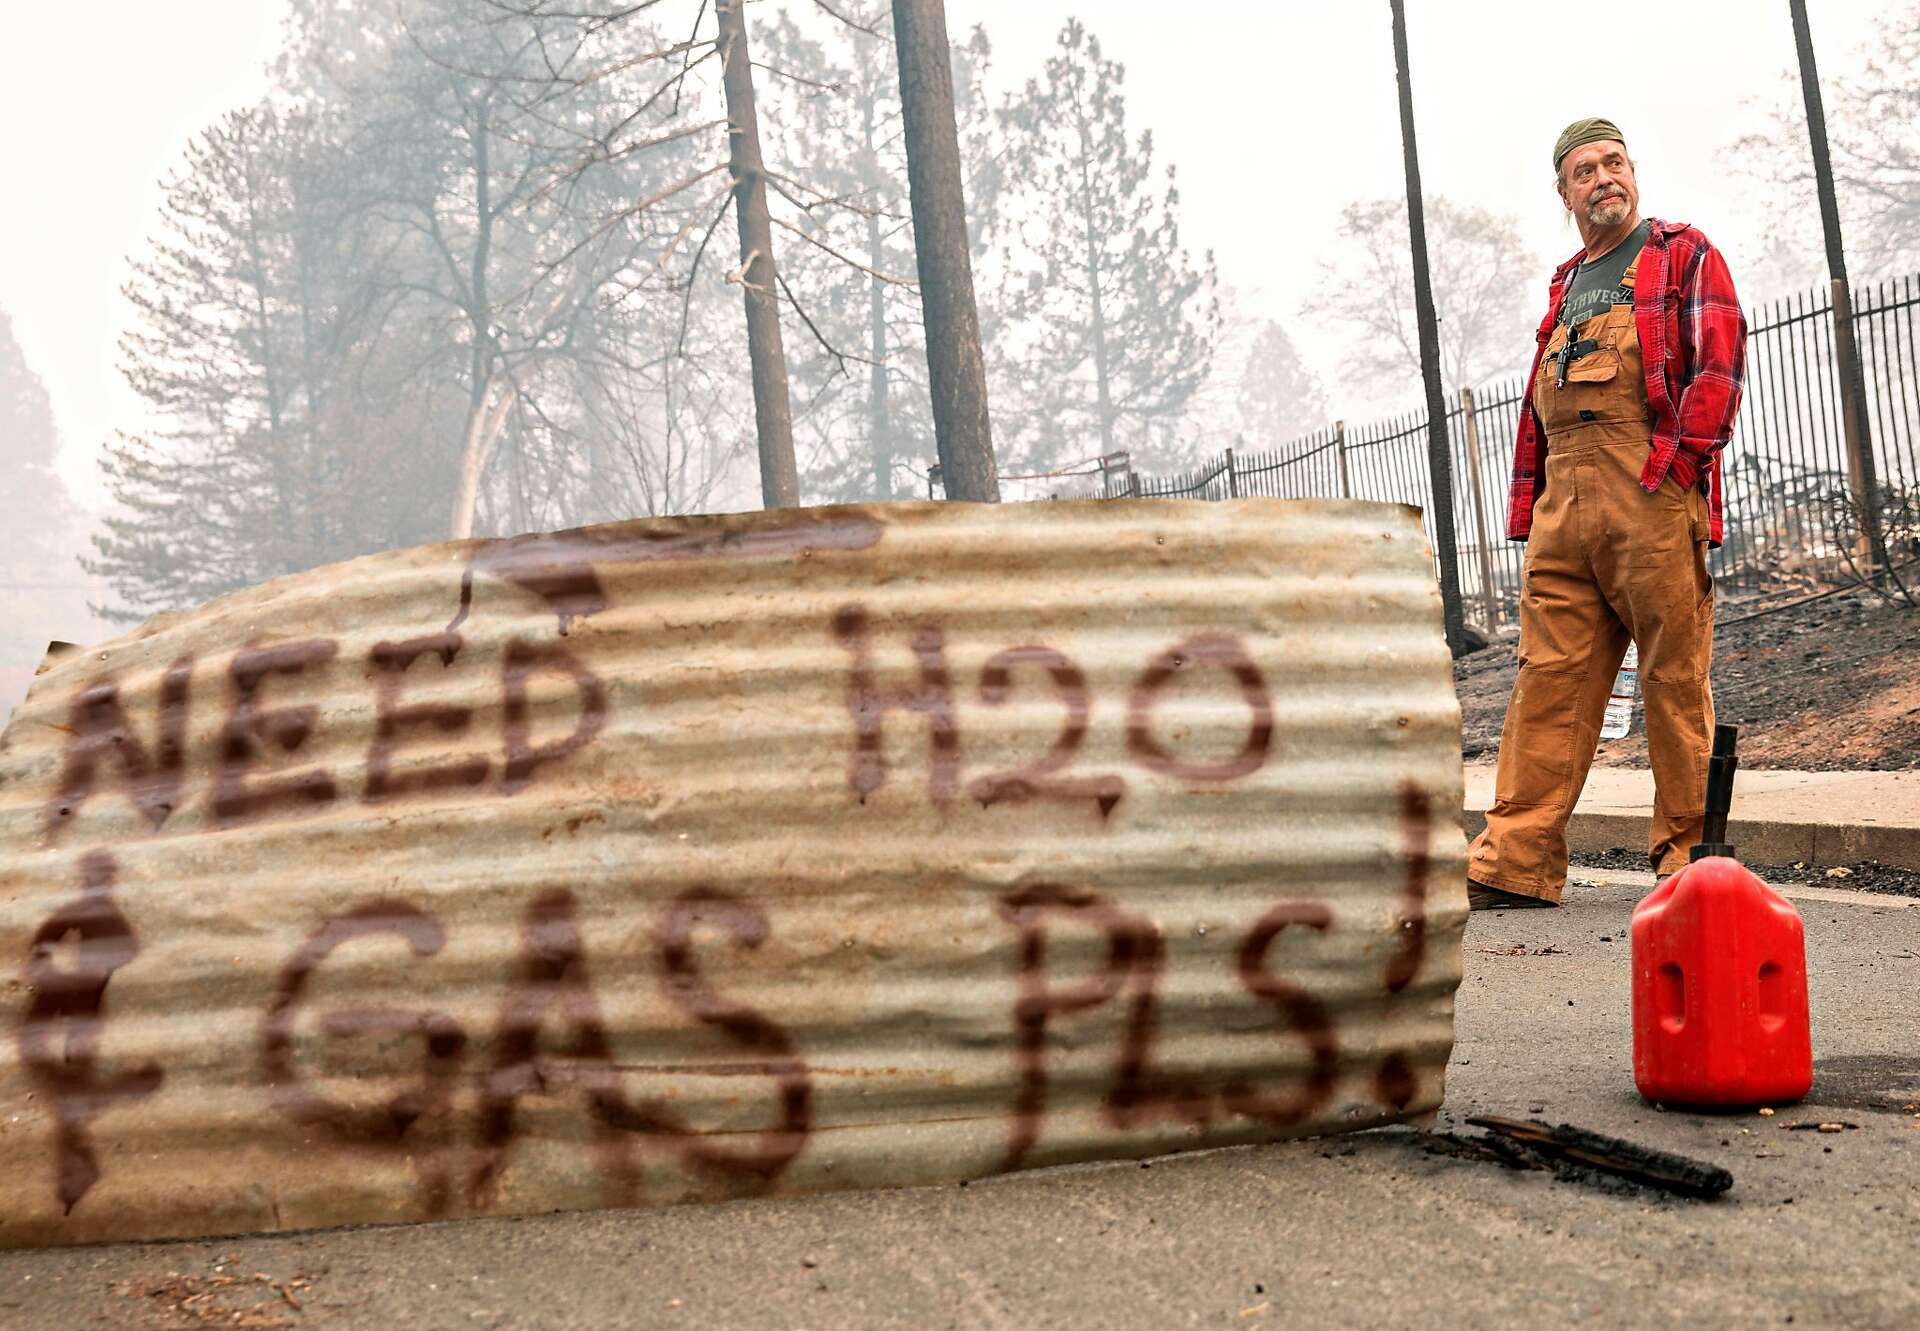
1560 218 1651 331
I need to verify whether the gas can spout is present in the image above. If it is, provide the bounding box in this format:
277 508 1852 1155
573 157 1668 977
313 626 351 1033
1690 723 1740 862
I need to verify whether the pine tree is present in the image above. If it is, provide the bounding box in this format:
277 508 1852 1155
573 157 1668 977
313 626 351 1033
990 19 1219 475
0 306 100 709
293 0 691 536
1236 319 1328 448
93 0 752 623
1738 0 1920 282
87 106 395 622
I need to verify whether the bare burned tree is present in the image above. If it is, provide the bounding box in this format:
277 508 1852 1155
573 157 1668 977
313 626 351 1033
1389 0 1465 658
1306 196 1538 402
754 6 999 503
94 0 762 624
891 0 999 501
1740 0 1920 283
100 0 1019 624
472 0 851 514
318 0 727 538
715 0 800 507
489 0 997 511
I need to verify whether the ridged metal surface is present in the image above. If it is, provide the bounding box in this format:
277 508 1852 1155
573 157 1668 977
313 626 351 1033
0 498 1464 1248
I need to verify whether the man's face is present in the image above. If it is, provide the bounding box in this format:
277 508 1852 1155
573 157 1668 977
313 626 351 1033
1557 140 1637 228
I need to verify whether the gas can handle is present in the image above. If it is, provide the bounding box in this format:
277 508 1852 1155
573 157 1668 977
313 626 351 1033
1691 724 1740 862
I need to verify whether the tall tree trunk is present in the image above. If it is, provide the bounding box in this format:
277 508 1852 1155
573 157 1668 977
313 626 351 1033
508 427 528 536
451 111 503 540
450 373 516 541
1789 0 1887 581
249 287 295 571
1074 115 1115 456
292 203 327 569
862 90 894 500
892 0 999 502
1390 0 1466 657
237 184 296 571
867 217 895 500
716 0 800 510
579 321 611 525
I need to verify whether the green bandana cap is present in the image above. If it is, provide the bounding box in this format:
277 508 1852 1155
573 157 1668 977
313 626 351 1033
1553 117 1626 172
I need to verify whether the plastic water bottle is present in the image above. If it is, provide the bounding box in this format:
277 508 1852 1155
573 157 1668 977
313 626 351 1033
1600 642 1639 740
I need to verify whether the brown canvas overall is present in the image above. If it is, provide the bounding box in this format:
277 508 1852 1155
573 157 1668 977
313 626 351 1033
1468 256 1715 901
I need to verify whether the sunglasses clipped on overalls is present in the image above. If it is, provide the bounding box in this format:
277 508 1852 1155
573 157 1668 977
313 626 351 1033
1535 254 1652 445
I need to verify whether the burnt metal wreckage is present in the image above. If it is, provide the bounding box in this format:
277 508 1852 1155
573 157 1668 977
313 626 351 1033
1 497 1468 1248
1446 1116 1736 1200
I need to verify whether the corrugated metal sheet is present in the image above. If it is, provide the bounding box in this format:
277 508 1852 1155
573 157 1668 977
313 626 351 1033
0 498 1465 1249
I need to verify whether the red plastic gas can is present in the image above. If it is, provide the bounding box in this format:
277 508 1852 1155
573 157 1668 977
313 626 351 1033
1631 855 1813 1106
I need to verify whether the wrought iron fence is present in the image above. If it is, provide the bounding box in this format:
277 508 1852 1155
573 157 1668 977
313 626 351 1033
1053 272 1920 625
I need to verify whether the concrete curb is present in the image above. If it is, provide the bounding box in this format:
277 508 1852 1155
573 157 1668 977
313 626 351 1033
1463 767 1920 870
1462 807 1920 870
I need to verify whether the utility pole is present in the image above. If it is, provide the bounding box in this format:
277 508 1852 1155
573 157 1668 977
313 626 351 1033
892 0 1000 502
1788 0 1887 580
1389 0 1467 655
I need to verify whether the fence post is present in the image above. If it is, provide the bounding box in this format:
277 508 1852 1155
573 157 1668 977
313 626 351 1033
1225 447 1239 498
1830 279 1890 581
1334 420 1352 498
1457 387 1502 630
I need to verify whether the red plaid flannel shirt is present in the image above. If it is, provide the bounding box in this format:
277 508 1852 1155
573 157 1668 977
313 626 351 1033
1505 219 1747 546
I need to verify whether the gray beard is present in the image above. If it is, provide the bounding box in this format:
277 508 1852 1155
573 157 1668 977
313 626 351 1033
1587 195 1630 225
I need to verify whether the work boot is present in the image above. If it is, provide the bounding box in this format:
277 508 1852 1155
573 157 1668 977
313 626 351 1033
1467 880 1558 911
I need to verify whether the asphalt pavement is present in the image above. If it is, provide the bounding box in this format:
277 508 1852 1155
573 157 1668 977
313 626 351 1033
4 869 1916 1331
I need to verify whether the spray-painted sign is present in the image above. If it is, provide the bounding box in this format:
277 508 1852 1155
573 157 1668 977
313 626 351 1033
0 498 1464 1248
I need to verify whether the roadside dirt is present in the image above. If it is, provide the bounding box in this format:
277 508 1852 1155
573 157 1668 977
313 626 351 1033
1570 846 1920 898
1458 588 1920 771
108 1256 319 1330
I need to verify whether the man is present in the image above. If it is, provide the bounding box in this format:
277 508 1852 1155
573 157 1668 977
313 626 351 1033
1467 117 1747 909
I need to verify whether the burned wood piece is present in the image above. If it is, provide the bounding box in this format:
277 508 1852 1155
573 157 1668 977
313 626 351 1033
1466 1115 1734 1199
1419 1130 1546 1172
